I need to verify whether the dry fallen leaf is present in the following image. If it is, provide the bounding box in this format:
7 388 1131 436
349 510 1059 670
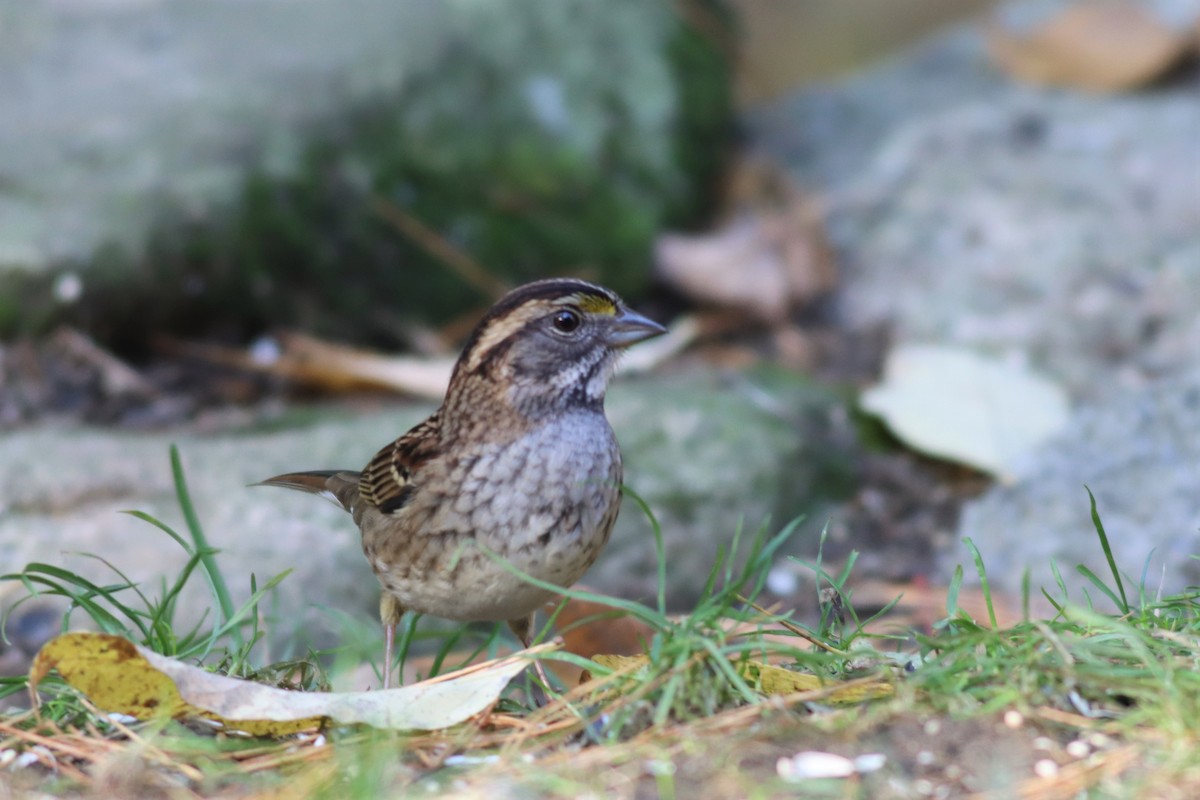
655 161 836 323
988 3 1194 92
167 332 455 399
860 344 1070 481
168 317 693 400
588 654 892 704
545 596 655 686
31 632 547 734
50 327 158 399
551 597 654 660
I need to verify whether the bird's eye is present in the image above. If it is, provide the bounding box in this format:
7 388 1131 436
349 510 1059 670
551 309 582 334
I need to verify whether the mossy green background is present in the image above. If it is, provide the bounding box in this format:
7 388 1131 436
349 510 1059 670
5 1 731 350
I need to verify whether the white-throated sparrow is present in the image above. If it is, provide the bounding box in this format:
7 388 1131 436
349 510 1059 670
259 278 666 688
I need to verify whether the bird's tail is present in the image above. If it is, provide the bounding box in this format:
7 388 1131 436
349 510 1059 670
255 470 362 513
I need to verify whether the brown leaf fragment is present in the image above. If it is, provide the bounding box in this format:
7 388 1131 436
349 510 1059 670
166 332 454 399
988 3 1194 92
50 328 157 398
654 161 836 323
551 597 654 661
546 596 655 686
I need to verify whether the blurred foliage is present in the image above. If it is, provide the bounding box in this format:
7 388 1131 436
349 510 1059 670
10 0 732 349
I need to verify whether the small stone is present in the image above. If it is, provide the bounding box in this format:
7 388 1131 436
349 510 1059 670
854 753 887 773
777 752 857 780
53 273 83 304
1065 740 1090 759
766 565 800 596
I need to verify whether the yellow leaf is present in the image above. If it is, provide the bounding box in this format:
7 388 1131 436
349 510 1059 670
590 654 654 675
30 632 194 722
736 660 893 703
31 632 544 735
736 660 823 693
586 652 892 704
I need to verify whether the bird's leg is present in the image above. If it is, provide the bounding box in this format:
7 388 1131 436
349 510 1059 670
380 594 404 690
507 614 553 695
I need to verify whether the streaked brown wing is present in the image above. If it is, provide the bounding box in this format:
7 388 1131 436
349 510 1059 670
358 412 442 514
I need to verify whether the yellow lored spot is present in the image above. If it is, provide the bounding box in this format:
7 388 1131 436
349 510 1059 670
572 293 617 315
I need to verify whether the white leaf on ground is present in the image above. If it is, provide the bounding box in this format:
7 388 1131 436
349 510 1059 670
32 631 547 733
860 344 1069 480
776 751 857 780
142 644 540 730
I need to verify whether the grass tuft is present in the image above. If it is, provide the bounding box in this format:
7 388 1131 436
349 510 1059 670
1 457 1197 798
1 445 294 708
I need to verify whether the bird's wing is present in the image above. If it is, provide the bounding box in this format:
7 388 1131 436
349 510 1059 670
358 412 442 515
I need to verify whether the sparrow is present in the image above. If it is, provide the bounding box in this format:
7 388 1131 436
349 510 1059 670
259 278 666 688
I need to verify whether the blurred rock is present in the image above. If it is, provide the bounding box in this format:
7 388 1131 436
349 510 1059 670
0 369 847 656
1 0 439 319
593 369 854 605
747 0 1200 401
0 0 731 342
747 0 1199 596
0 405 423 658
952 370 1200 600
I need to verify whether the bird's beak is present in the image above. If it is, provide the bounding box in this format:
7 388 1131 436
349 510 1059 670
608 308 668 348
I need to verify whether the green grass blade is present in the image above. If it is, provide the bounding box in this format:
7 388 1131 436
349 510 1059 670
169 444 241 648
855 592 904 636
120 510 195 556
1075 565 1127 615
700 544 726 600
623 487 667 617
962 537 998 629
1021 568 1031 622
1137 549 1156 614
429 624 470 678
734 522 795 606
833 550 859 588
946 564 963 618
76 552 184 651
199 569 293 657
698 637 757 704
1085 486 1128 614
724 519 746 589
472 541 670 629
7 563 151 638
8 573 130 635
1050 558 1069 604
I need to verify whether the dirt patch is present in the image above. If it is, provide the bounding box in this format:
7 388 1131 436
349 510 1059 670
440 706 1134 799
